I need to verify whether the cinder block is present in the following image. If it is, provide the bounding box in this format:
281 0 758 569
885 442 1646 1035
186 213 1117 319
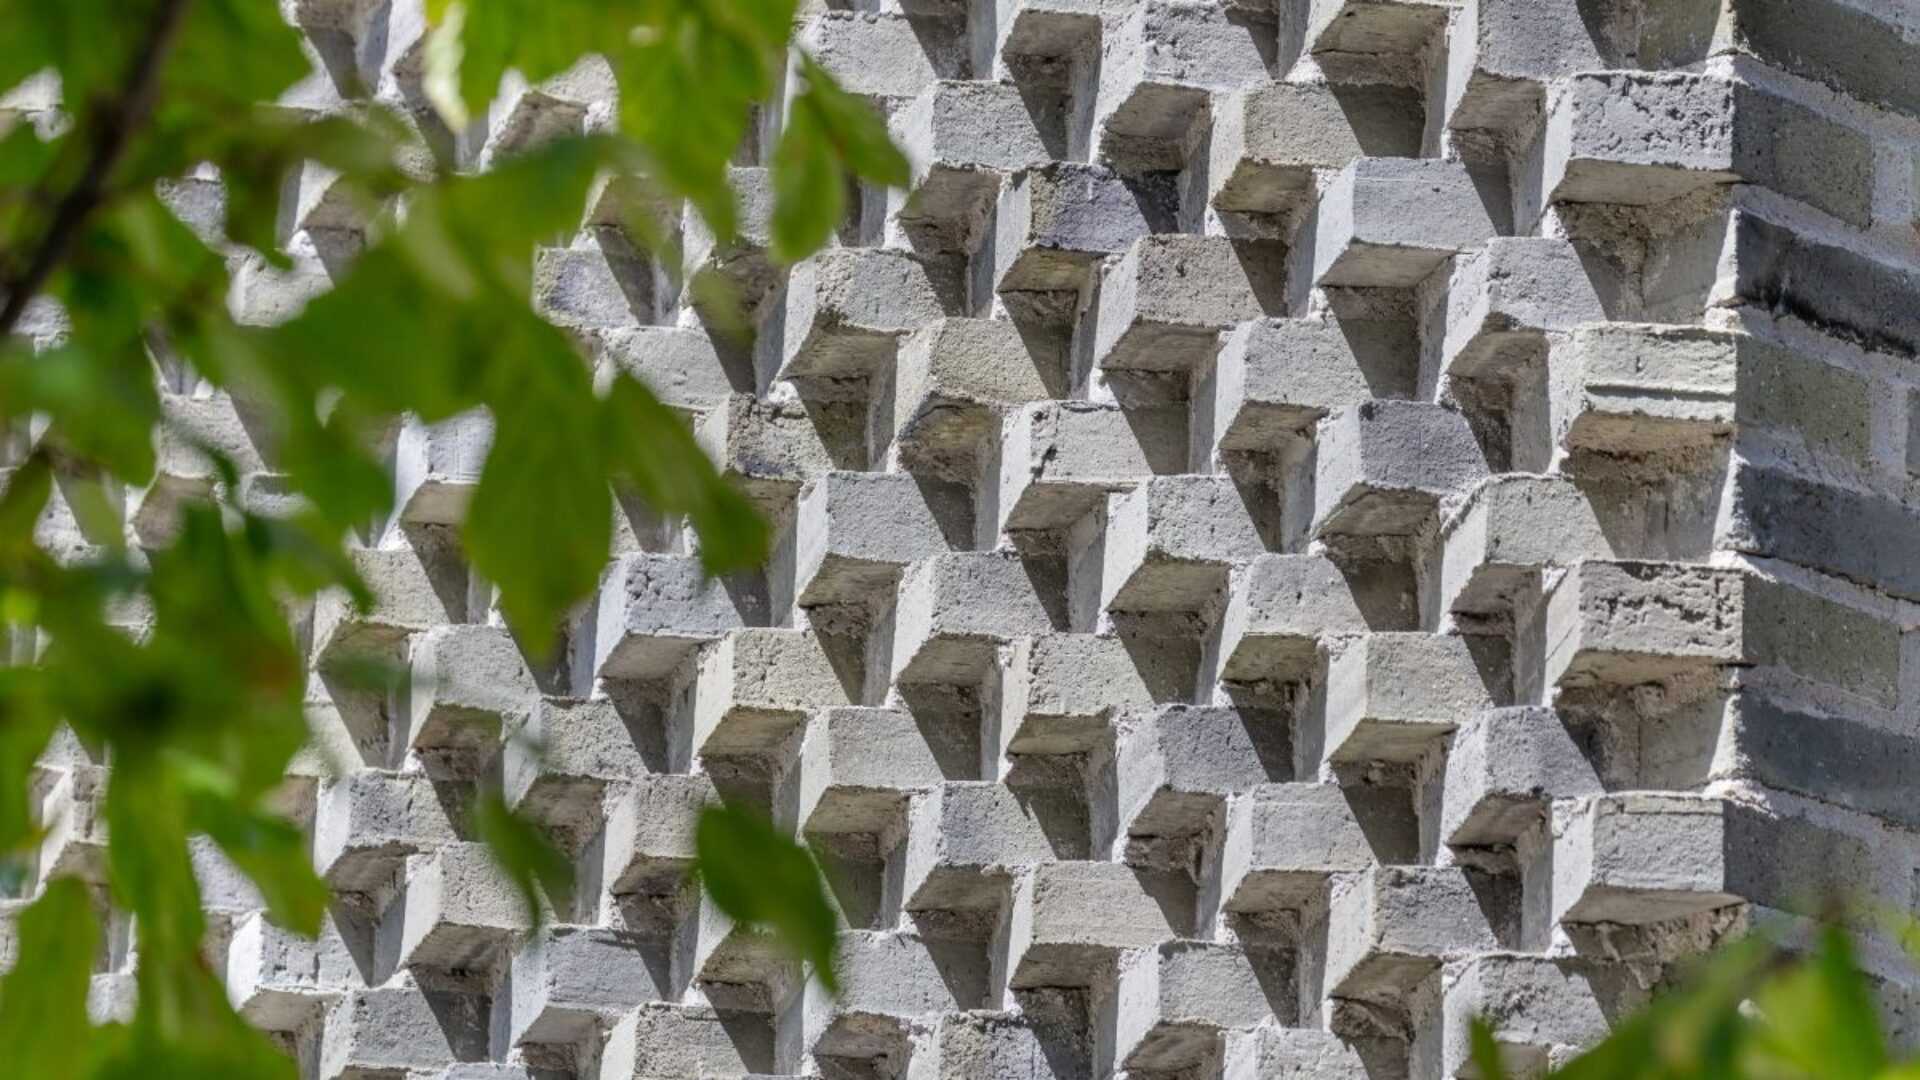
391 841 530 972
313 771 461 892
406 625 537 760
883 317 1068 473
1324 633 1499 764
1205 315 1416 457
997 401 1187 533
1222 1024 1370 1079
1440 707 1601 848
504 699 651 839
1541 560 1744 689
1324 866 1504 1004
681 165 779 316
1441 955 1645 1078
1312 401 1489 540
1209 82 1422 214
1308 158 1503 288
797 707 960 836
598 1001 776 1079
226 909 359 1030
393 411 491 526
1219 783 1378 914
791 471 963 610
892 81 1052 250
589 325 746 416
691 628 856 758
1113 705 1289 845
592 554 767 682
1302 0 1453 60
601 775 714 898
1443 0 1605 133
992 164 1175 294
890 553 1063 685
1004 861 1191 987
1093 236 1275 374
1100 476 1267 615
774 248 949 381
696 393 862 511
509 926 669 1046
919 1009 1089 1080
1433 475 1611 623
903 783 1086 912
1442 239 1610 380
1551 794 1740 925
37 765 109 884
995 634 1188 757
1548 324 1737 455
533 231 661 331
1217 554 1369 685
1110 941 1282 1071
1095 0 1273 169
802 10 960 102
320 985 489 1080
311 546 460 666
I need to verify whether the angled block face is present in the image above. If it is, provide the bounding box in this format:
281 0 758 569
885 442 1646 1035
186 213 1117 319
1552 794 1740 926
1542 560 1744 689
592 554 767 682
1004 861 1192 987
1209 82 1422 214
993 164 1177 294
1309 159 1503 288
1324 633 1501 764
1100 475 1267 615
1093 236 1276 374
1549 323 1737 455
1312 401 1490 540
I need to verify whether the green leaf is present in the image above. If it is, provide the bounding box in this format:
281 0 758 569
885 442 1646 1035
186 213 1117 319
0 669 57 854
695 803 839 994
768 90 843 265
793 55 908 188
1468 1017 1510 1080
424 0 641 129
0 0 136 119
472 790 571 928
1557 937 1777 1080
1747 927 1886 1079
464 312 610 651
769 57 908 263
0 878 98 1079
187 788 328 937
601 372 766 572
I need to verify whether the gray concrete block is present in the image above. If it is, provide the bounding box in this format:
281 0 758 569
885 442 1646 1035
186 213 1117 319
1309 158 1503 289
1312 402 1490 540
1551 794 1740 925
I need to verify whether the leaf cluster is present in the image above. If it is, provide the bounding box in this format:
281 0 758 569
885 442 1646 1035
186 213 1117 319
0 0 899 1069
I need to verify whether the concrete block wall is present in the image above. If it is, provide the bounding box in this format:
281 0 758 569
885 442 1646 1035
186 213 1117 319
11 0 1920 1076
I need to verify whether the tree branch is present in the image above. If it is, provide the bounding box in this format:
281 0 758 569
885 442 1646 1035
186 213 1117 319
0 0 194 337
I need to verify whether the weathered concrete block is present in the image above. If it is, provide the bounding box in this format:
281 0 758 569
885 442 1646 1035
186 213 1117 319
1312 402 1490 540
1094 236 1276 373
1219 783 1378 914
1325 633 1500 764
1542 560 1744 689
1552 794 1741 925
1308 159 1503 289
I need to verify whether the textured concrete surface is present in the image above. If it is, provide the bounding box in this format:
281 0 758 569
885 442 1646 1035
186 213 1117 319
10 0 1920 1076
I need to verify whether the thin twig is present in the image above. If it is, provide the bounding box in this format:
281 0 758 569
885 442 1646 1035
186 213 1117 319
0 0 194 337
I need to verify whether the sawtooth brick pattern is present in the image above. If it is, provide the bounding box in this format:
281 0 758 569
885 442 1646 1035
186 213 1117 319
8 0 1920 1076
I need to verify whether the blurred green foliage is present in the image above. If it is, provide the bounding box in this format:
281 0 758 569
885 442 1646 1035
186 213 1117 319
1473 919 1920 1080
0 0 900 1070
